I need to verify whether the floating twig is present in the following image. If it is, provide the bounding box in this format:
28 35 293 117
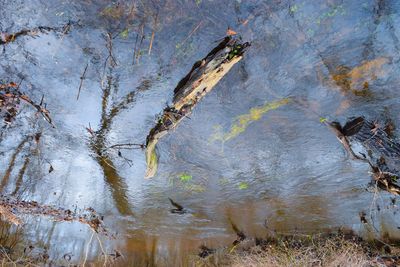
178 21 203 48
108 143 145 150
148 12 158 56
77 63 89 100
19 94 55 127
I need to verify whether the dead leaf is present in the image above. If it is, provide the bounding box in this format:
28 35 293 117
227 28 237 36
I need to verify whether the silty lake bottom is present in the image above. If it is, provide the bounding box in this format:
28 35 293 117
1 0 400 265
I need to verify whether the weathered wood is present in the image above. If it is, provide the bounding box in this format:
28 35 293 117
145 36 250 178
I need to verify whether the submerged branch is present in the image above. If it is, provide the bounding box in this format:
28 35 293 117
145 36 250 178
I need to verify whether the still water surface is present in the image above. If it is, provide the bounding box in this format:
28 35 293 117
1 0 400 265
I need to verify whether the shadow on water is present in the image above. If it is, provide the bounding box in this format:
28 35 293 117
0 130 42 197
0 136 32 192
89 62 152 215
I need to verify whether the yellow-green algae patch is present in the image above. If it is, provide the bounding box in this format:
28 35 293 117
211 98 290 142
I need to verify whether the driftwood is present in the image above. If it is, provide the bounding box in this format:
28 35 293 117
145 36 250 178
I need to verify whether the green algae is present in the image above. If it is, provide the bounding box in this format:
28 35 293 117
210 98 290 142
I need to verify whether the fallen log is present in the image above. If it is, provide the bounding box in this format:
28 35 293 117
145 36 250 178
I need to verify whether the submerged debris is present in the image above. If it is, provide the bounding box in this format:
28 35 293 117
198 245 215 258
230 220 246 250
359 211 368 224
0 196 108 235
329 116 400 195
145 36 250 178
168 198 186 214
327 57 390 95
371 168 400 195
0 82 54 126
0 21 75 45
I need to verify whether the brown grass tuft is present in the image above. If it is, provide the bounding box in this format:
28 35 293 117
195 233 398 267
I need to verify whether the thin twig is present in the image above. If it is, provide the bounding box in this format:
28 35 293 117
18 94 55 127
148 12 158 55
108 143 145 149
135 24 145 64
77 63 89 100
83 231 95 267
148 31 155 56
96 233 108 267
132 32 139 65
178 20 203 48
16 78 24 91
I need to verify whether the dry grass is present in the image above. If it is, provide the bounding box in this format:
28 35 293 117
195 233 396 267
228 238 370 267
1 231 398 266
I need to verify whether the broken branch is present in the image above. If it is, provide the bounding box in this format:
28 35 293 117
144 36 250 178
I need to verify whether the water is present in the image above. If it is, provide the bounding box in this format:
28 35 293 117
1 0 400 265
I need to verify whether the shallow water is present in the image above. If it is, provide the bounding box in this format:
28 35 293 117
1 0 400 265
